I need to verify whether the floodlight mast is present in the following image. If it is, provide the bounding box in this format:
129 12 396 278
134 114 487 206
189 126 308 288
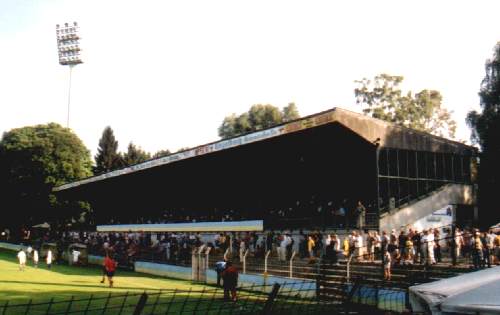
56 22 83 128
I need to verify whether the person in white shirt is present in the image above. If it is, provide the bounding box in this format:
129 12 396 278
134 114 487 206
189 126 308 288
384 250 392 280
278 234 290 261
26 245 33 260
46 249 53 269
424 230 436 264
72 249 81 265
325 234 332 247
374 231 382 260
33 249 39 268
486 230 496 267
17 249 26 271
355 232 364 261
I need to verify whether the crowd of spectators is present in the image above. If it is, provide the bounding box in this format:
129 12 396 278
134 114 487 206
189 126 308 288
95 197 372 231
4 221 499 272
307 226 500 270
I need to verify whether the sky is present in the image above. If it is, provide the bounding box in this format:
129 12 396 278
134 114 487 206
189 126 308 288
1 1 499 157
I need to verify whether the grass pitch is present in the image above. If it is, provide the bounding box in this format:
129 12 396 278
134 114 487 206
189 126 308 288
0 250 320 315
0 250 227 314
0 250 204 301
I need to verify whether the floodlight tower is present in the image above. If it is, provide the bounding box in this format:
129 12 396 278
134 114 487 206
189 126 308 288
56 22 83 128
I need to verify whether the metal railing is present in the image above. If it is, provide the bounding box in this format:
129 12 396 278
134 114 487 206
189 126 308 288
0 281 341 315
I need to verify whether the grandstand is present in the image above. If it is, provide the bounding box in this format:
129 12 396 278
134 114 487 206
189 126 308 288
54 107 477 231
1 109 485 313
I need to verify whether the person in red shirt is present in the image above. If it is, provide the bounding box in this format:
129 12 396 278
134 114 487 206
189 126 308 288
222 261 238 302
103 253 117 288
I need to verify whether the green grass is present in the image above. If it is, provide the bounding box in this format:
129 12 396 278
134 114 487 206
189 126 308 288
0 250 326 315
0 250 235 314
0 249 206 299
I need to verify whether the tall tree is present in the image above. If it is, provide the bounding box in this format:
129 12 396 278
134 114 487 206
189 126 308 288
94 126 122 174
355 74 457 138
122 142 151 166
218 103 301 139
0 123 93 227
283 102 300 122
153 149 171 158
467 42 500 227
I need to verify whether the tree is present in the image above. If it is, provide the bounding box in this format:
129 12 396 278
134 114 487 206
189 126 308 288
122 142 151 166
94 126 123 174
218 103 301 139
0 123 93 227
355 74 457 138
153 149 171 158
283 102 300 122
467 42 500 227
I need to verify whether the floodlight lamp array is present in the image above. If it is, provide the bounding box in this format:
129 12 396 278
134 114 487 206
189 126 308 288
56 22 83 66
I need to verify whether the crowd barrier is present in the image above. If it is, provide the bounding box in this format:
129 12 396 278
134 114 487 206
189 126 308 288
85 252 315 298
0 242 26 251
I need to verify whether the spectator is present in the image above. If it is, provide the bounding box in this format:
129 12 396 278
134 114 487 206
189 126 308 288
398 231 407 261
381 231 389 255
423 229 436 265
17 249 26 271
307 236 315 263
434 229 442 263
299 231 307 259
46 249 53 269
72 249 81 266
326 234 340 265
33 249 39 268
354 231 363 261
495 232 500 265
485 230 495 267
355 201 366 230
215 259 227 287
374 231 382 261
472 231 483 269
411 229 422 264
384 250 392 281
367 232 375 262
104 253 118 288
26 245 33 260
222 261 238 302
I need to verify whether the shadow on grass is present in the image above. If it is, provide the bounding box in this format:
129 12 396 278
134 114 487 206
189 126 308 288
0 288 344 315
0 288 270 315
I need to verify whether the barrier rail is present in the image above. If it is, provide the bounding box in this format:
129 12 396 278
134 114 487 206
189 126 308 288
289 251 297 278
264 250 271 275
0 281 340 315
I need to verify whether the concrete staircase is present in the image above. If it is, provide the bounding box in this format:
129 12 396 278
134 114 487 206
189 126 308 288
380 183 474 232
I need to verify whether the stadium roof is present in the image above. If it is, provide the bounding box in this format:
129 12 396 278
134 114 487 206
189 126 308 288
54 107 476 192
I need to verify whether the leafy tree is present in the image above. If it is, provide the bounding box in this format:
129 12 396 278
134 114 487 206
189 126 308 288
94 126 123 174
355 74 457 138
122 142 151 166
153 149 171 158
467 42 500 227
283 102 300 122
218 103 300 139
0 123 93 227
